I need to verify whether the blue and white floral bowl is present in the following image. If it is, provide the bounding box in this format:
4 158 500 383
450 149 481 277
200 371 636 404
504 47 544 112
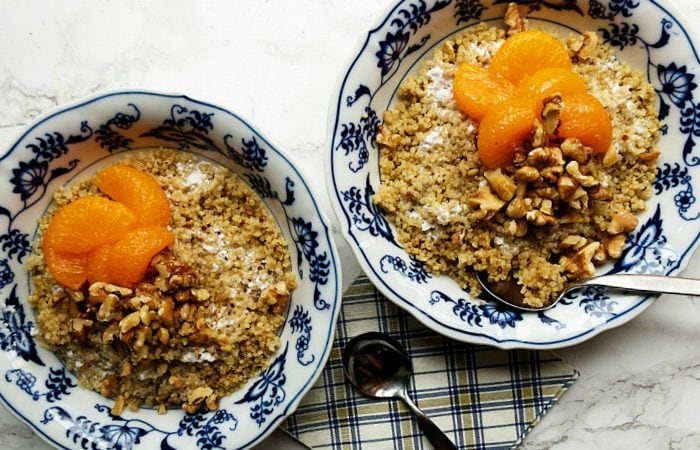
327 0 700 349
0 91 342 449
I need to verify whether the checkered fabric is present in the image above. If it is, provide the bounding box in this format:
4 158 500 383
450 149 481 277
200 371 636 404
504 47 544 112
282 276 578 449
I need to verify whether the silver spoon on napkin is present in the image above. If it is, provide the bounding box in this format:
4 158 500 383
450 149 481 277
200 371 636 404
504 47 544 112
342 332 458 450
477 272 700 311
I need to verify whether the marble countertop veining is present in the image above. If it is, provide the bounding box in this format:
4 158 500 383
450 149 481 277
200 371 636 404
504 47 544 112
1 1 699 449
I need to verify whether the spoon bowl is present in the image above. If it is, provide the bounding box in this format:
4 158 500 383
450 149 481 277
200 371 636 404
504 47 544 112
342 332 412 398
342 332 457 450
477 272 700 312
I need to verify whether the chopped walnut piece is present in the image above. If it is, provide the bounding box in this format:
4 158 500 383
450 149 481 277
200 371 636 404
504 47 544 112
541 95 562 134
183 386 214 414
560 211 584 224
637 151 660 163
607 211 638 234
513 219 528 237
71 318 93 333
441 40 456 62
96 294 121 322
134 326 151 349
101 323 120 344
540 199 554 215
589 185 613 201
592 244 608 265
578 31 599 60
568 31 599 61
376 124 401 148
504 219 518 236
191 288 210 301
112 395 125 416
469 186 506 220
169 272 195 289
604 234 627 259
540 165 564 183
157 327 170 344
88 282 133 305
560 138 591 164
557 175 579 200
119 311 141 334
514 166 540 183
530 119 546 148
561 242 600 280
603 145 620 168
528 146 564 168
567 187 589 210
504 2 528 36
565 161 598 187
560 235 587 251
512 148 528 165
532 186 558 201
158 296 175 327
205 394 219 412
188 386 214 404
484 169 517 201
66 290 84 303
506 197 528 219
120 360 133 377
100 374 119 396
525 209 556 226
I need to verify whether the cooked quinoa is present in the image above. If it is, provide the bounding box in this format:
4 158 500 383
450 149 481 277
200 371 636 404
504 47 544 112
27 149 296 413
373 22 661 307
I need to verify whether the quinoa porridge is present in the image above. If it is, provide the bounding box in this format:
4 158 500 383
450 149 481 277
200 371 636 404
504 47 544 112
27 149 296 414
373 6 661 308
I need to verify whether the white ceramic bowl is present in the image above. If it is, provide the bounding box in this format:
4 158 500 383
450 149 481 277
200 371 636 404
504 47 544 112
327 0 700 349
0 91 342 449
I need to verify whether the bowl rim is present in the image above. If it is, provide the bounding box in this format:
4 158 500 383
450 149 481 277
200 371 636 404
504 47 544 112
324 0 700 350
0 88 343 449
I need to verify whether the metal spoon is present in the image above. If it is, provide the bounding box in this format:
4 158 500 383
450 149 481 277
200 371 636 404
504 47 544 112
342 332 458 450
477 272 700 312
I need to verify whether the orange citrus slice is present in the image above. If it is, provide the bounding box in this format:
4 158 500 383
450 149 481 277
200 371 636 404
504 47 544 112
516 67 588 101
489 29 572 84
85 244 113 285
44 196 137 255
96 164 170 227
477 96 542 169
453 62 516 120
107 227 175 287
558 92 613 153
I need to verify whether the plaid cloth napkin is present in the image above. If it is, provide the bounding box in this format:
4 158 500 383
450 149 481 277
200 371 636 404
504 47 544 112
282 276 578 449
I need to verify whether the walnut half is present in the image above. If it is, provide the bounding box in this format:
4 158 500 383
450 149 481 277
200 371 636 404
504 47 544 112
504 2 528 36
561 242 600 281
468 186 506 220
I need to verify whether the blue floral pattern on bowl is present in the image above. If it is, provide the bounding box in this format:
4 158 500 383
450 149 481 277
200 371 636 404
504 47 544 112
327 0 700 349
0 91 341 449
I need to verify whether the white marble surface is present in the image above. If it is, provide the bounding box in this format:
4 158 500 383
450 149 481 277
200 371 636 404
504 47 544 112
0 0 699 449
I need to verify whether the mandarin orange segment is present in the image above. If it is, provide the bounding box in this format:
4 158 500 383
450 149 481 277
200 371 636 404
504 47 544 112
477 96 541 169
86 244 112 285
453 62 516 120
42 232 88 290
516 67 588 100
558 92 613 153
44 196 137 254
489 29 572 84
107 227 175 287
96 164 171 227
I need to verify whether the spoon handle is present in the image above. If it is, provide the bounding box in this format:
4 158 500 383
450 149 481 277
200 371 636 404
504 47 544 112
582 274 700 296
398 389 457 450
